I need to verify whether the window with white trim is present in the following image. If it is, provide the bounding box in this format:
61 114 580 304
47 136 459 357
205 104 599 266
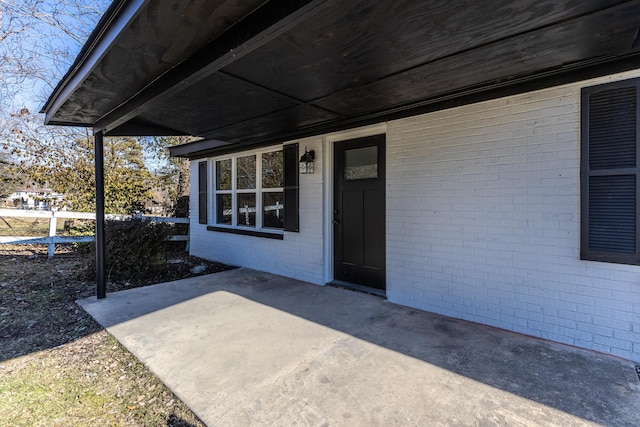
213 149 285 230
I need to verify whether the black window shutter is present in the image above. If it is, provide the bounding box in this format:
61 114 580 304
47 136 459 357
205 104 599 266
581 78 640 264
283 143 299 232
198 161 208 224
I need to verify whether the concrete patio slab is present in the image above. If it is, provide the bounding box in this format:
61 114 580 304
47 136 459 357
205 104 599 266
78 268 640 426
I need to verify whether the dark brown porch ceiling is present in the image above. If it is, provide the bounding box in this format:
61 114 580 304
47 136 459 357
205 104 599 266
43 0 640 158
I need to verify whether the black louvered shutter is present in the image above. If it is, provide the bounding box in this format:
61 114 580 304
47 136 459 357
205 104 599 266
283 143 299 232
198 161 208 224
581 79 640 264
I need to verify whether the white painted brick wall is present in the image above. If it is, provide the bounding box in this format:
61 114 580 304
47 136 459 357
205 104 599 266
189 137 325 285
386 70 640 362
187 71 640 362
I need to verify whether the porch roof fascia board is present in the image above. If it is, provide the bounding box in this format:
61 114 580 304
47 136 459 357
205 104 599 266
168 139 234 158
40 0 148 123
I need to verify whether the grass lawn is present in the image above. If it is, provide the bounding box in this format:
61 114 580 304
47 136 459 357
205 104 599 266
0 244 232 426
0 217 57 237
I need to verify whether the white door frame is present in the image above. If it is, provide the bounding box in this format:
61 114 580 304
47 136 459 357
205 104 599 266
322 122 388 284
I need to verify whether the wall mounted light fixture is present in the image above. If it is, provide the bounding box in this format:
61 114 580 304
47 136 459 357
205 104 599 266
299 148 315 174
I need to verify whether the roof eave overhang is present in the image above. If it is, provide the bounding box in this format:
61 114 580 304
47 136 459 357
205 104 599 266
43 0 640 158
40 0 148 123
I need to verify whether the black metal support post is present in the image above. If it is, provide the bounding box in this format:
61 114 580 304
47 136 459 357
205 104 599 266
95 130 106 299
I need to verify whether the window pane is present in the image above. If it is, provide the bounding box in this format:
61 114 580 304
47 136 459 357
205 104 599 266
263 192 285 229
216 159 232 190
344 146 377 180
237 155 256 189
216 194 232 225
237 193 256 227
262 150 284 188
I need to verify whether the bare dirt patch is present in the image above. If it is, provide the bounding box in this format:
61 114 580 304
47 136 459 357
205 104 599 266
0 244 234 426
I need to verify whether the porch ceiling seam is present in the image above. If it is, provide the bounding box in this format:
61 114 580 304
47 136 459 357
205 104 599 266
217 70 345 118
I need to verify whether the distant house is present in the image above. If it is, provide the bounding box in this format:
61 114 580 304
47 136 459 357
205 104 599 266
42 1 640 362
4 188 62 210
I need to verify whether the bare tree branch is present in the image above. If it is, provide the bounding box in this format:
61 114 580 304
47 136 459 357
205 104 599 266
0 0 109 109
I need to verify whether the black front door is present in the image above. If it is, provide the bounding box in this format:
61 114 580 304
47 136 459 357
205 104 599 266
334 134 386 291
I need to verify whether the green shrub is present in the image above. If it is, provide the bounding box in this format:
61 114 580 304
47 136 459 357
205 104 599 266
170 195 189 237
65 219 94 236
65 219 96 254
86 219 175 282
171 195 189 218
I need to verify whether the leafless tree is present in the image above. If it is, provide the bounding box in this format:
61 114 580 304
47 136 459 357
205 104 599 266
0 0 108 109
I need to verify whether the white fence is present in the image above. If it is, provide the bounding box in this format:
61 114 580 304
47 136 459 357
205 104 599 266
0 208 189 257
